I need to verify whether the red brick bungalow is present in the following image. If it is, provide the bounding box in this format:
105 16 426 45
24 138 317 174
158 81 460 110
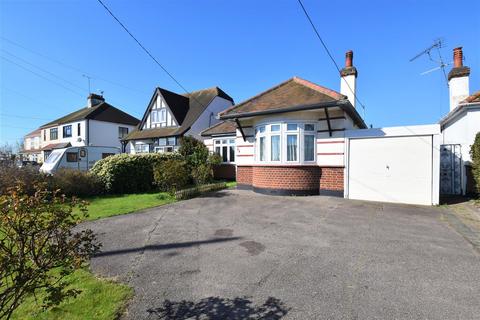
204 53 367 196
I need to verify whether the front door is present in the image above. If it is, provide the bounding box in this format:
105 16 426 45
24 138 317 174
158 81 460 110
440 144 462 195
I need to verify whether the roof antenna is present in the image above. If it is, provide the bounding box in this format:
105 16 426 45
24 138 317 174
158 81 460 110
82 74 92 93
410 38 451 87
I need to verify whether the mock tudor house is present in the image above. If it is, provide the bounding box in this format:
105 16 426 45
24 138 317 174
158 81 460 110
204 51 442 205
21 128 42 162
439 47 480 196
123 86 234 153
39 93 139 161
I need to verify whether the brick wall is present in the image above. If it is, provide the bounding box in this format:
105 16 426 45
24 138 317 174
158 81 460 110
237 166 253 186
319 167 344 192
252 166 320 191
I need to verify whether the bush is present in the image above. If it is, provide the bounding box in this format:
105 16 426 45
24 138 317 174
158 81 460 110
91 153 180 194
50 169 105 197
0 184 99 319
470 132 480 195
153 159 189 193
0 164 46 196
174 182 227 200
178 136 209 172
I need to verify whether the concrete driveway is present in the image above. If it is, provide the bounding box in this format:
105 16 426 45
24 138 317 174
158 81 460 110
84 189 480 320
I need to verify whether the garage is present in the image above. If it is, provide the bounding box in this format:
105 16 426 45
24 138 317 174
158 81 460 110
345 125 440 205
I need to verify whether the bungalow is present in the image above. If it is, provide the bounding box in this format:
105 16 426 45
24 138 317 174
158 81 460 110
39 93 139 161
205 51 441 205
123 86 234 153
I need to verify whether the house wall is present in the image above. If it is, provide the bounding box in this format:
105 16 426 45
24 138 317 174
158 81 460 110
187 97 234 141
89 120 136 151
41 120 87 148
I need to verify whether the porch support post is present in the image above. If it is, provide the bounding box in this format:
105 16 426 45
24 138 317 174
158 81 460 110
235 118 247 142
324 107 333 137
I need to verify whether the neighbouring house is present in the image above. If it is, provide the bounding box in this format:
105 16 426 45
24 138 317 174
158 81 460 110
123 86 234 154
201 121 237 180
440 47 480 196
205 51 441 205
39 93 139 161
21 128 42 162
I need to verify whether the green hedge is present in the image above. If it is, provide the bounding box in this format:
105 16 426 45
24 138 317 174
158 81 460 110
470 132 480 195
91 153 181 194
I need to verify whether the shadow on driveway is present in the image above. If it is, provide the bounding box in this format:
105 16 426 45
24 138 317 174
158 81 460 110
146 296 289 320
93 237 243 257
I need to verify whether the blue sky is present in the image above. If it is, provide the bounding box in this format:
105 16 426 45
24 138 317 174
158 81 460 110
1 0 479 146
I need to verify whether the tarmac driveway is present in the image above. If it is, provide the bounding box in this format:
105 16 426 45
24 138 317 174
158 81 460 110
84 189 480 320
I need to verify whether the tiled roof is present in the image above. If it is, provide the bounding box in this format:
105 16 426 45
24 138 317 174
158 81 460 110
42 142 71 150
462 91 480 103
201 121 237 137
40 102 140 128
125 86 233 141
219 77 346 118
25 128 41 137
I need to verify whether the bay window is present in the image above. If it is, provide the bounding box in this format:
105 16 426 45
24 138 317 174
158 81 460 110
214 138 235 163
255 122 316 164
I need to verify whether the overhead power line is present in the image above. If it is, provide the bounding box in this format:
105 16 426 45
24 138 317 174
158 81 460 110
296 0 367 118
0 113 50 121
96 0 196 97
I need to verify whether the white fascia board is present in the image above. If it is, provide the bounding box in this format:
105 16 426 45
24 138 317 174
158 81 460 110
345 124 440 139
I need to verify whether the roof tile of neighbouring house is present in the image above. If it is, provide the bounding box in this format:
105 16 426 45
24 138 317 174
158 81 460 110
219 77 347 118
201 121 237 136
124 86 234 141
40 102 140 129
462 91 480 103
25 128 42 137
41 142 72 151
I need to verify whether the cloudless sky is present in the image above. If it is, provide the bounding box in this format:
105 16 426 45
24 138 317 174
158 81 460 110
1 0 479 146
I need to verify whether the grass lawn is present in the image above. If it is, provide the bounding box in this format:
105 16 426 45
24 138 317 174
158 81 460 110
12 268 132 320
80 192 176 221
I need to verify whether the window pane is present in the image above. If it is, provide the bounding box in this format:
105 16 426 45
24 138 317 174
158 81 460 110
229 139 235 144
151 111 157 123
229 145 235 162
215 140 220 144
215 146 221 155
271 135 280 161
160 109 166 122
258 126 265 134
287 123 298 131
66 152 78 162
158 138 167 146
222 146 228 162
304 135 315 161
259 137 265 161
271 124 280 132
167 137 176 145
287 135 298 161
305 124 315 131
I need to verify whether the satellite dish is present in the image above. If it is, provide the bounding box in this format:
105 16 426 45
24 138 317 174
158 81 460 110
77 137 83 142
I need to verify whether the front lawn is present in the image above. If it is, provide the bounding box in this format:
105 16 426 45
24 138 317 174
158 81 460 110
12 269 132 320
81 192 176 221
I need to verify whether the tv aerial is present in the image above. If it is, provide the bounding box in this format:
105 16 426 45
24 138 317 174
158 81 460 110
410 38 451 86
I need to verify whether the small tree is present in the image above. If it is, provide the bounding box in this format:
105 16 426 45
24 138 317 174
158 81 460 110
0 184 100 319
178 136 209 171
470 132 480 195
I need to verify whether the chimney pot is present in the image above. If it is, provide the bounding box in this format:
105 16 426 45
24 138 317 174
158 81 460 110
453 47 463 68
345 50 353 68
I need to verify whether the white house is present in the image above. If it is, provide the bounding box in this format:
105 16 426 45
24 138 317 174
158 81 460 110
39 93 139 161
123 86 234 153
440 47 480 195
204 50 441 205
21 129 42 162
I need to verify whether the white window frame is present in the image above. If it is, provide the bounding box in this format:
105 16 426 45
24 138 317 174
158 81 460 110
254 122 316 165
214 138 236 163
134 143 150 153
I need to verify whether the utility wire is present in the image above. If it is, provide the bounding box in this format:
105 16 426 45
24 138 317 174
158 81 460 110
296 0 367 118
0 113 51 121
1 36 149 96
1 56 84 97
96 0 202 104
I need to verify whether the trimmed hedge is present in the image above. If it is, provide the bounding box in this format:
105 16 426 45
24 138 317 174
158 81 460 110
175 182 227 200
470 132 480 195
91 153 181 194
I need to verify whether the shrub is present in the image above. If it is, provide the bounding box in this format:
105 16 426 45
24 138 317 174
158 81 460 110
0 164 46 196
91 153 180 194
470 132 480 194
178 136 209 172
174 182 227 200
49 169 105 197
153 159 189 193
0 184 99 319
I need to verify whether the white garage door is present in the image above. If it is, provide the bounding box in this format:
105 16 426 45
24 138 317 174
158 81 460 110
347 135 433 205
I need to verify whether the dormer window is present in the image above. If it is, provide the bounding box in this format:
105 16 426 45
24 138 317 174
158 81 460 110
152 109 167 124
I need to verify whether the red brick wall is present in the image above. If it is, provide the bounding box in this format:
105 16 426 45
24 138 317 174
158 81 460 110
213 164 236 180
237 166 253 185
320 167 344 191
252 166 320 191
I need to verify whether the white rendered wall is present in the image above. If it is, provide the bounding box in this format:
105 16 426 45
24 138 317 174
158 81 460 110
449 76 469 111
188 97 234 141
88 120 137 149
143 94 177 129
40 120 87 148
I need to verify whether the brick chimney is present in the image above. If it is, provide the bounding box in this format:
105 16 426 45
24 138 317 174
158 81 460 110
448 47 470 111
340 50 358 108
87 93 105 108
